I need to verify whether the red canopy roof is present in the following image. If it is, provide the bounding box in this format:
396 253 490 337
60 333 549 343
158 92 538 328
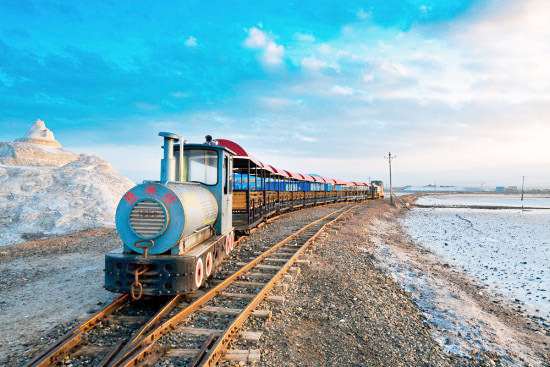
284 170 303 180
267 165 289 177
218 139 367 186
258 161 274 173
216 139 263 167
299 174 316 182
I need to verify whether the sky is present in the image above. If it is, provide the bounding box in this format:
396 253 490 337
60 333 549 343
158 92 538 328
1 0 549 188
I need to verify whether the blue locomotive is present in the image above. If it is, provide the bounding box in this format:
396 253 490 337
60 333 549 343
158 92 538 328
105 133 235 299
105 132 381 299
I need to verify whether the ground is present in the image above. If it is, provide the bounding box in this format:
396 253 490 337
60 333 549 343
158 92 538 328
1 200 548 366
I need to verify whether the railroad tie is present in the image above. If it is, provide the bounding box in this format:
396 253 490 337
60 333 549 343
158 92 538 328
200 306 272 319
211 279 266 288
220 291 285 305
263 257 289 263
242 272 274 279
167 349 262 362
289 266 301 275
176 327 262 342
236 262 281 271
274 283 289 292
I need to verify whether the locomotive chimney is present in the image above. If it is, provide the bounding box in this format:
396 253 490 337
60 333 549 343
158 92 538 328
159 132 178 183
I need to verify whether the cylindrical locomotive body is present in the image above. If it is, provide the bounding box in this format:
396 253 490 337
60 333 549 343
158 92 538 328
105 134 235 297
116 182 218 255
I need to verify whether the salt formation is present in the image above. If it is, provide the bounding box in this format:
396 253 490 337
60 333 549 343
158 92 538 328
0 119 78 167
0 120 135 245
16 119 61 147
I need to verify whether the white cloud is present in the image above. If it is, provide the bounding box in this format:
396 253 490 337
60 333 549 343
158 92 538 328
260 97 301 109
449 0 550 100
317 44 335 56
184 36 197 47
293 32 315 42
262 41 285 65
378 59 408 77
293 133 316 142
357 8 370 20
135 103 158 110
244 27 285 66
171 92 189 98
244 27 268 49
419 5 431 13
301 57 328 70
362 74 374 82
330 85 353 95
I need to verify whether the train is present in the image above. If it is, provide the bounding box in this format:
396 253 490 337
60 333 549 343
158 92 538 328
105 132 382 299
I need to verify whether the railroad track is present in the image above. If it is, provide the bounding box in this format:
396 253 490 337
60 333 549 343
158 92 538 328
25 204 358 367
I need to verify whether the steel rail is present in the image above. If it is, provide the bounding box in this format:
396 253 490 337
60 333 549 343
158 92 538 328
24 294 129 367
197 204 358 366
98 295 182 366
110 205 352 367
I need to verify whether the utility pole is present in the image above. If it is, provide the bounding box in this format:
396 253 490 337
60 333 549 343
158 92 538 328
521 176 525 201
384 152 396 203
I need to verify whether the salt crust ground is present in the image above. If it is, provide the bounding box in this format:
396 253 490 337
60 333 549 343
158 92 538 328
0 228 119 364
371 200 549 366
416 194 550 209
400 205 550 321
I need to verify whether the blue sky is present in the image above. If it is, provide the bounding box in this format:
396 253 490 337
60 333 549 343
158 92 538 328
1 0 549 187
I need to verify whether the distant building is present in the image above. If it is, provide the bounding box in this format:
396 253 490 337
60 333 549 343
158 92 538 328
496 186 505 191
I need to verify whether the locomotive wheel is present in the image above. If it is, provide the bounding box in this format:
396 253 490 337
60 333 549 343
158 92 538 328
205 252 213 277
195 258 204 288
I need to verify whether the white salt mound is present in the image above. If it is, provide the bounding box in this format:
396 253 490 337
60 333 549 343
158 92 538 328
0 120 134 245
1 119 78 167
16 119 60 147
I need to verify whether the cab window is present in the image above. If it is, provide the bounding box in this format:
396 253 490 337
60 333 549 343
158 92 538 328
186 150 218 185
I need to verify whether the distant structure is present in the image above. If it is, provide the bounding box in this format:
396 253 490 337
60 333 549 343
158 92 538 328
15 119 62 147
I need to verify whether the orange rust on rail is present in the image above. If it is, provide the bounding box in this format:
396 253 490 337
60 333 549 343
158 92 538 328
102 295 181 367
25 295 129 367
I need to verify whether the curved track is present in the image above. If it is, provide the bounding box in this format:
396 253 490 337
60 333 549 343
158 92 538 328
25 204 358 367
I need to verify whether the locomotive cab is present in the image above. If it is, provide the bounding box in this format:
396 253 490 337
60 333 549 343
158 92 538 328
105 133 235 298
